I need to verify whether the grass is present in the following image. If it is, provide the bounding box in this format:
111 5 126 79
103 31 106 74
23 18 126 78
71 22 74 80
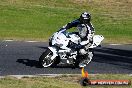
0 74 132 88
0 1 131 87
0 0 132 43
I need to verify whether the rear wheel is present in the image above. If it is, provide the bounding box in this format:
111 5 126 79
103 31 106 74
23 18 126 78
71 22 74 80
39 49 56 67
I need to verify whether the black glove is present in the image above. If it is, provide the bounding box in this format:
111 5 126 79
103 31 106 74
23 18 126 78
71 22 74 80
69 42 83 50
74 44 83 49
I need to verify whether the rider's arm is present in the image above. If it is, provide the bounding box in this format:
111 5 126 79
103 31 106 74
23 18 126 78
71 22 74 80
58 19 80 33
63 19 80 29
88 22 95 34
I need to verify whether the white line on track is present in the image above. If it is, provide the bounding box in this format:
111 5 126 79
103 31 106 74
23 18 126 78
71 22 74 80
109 44 122 45
3 40 39 43
0 74 81 79
26 41 39 43
3 40 124 46
3 40 14 42
1 74 132 79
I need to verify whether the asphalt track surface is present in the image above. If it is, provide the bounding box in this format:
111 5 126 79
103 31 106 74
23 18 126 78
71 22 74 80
0 41 132 76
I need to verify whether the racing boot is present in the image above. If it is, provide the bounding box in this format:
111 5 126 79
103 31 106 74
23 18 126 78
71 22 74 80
79 52 93 68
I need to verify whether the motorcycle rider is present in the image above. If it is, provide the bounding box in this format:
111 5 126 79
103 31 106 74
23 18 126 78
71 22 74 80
58 12 95 67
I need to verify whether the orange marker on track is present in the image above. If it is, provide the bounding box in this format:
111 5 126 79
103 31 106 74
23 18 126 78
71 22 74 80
80 68 130 86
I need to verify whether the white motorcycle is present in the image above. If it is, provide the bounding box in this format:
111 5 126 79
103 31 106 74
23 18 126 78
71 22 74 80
39 27 104 68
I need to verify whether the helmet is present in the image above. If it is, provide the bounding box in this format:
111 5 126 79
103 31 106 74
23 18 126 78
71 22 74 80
79 12 91 24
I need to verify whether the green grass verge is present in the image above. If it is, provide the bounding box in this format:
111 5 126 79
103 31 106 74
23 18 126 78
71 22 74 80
0 0 132 43
0 74 132 88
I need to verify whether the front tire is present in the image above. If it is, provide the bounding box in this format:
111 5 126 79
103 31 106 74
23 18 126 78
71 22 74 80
39 49 56 67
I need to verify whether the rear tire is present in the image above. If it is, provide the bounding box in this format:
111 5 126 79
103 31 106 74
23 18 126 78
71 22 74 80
39 49 58 67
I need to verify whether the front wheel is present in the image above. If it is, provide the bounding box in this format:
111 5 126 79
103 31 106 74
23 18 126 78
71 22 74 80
39 49 56 67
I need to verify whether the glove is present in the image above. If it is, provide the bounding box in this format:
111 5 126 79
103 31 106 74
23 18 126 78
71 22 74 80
74 44 83 49
71 43 84 51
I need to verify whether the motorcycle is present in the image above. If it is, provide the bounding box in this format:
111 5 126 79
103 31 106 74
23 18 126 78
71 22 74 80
39 26 104 68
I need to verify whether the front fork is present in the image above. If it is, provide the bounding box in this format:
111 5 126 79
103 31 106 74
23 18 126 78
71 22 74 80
48 47 58 60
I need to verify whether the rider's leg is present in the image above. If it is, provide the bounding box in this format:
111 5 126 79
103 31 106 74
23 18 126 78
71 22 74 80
79 49 93 68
